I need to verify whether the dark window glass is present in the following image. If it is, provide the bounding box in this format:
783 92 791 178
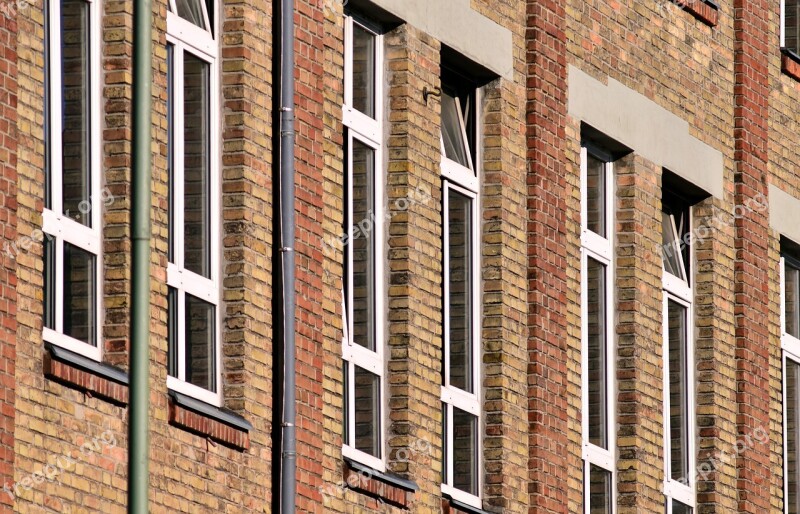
452 407 478 495
350 140 375 351
353 365 380 457
167 287 178 378
63 243 96 346
587 257 607 449
787 258 800 339
167 44 175 263
586 154 606 237
183 52 211 278
588 464 612 514
787 0 800 54
44 237 56 330
441 92 472 169
351 23 375 118
787 358 800 514
448 189 473 393
668 299 689 482
662 196 690 282
61 0 91 227
672 500 693 514
185 294 215 392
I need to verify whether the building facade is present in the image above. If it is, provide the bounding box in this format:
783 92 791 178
1 0 800 512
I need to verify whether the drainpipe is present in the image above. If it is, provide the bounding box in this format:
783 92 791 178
128 0 152 508
277 0 297 512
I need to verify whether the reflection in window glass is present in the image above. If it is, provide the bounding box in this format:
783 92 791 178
453 407 478 496
351 23 375 118
350 140 375 352
786 0 800 54
668 300 689 482
587 257 607 449
61 0 91 227
788 359 800 514
441 92 471 169
183 52 211 279
64 243 96 346
448 189 473 393
787 259 800 339
588 464 612 514
353 365 381 457
586 154 606 237
185 294 215 392
175 0 206 29
672 500 693 514
167 287 178 378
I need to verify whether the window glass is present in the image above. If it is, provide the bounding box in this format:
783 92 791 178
448 189 473 393
787 0 800 54
167 287 178 378
183 52 211 278
351 23 375 118
788 358 800 514
350 140 376 352
185 294 215 392
662 211 685 280
586 154 606 237
63 243 96 346
588 464 612 514
672 500 693 514
453 407 478 496
353 365 381 457
668 299 689 482
175 0 206 29
441 92 472 169
787 259 800 339
587 257 607 449
61 0 91 227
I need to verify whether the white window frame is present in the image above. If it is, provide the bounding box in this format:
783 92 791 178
782 252 800 514
662 203 695 514
165 0 222 407
44 0 104 361
440 84 482 509
341 15 386 472
580 146 616 513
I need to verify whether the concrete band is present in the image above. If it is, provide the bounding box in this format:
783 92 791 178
568 64 724 199
368 0 513 80
769 184 800 243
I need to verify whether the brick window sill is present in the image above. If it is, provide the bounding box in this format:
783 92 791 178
672 0 719 27
43 343 129 405
343 458 419 509
168 390 252 450
441 495 490 514
782 48 800 82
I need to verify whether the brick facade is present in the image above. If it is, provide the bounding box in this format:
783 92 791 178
4 0 800 512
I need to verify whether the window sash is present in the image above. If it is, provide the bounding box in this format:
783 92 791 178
783 0 800 52
44 0 103 360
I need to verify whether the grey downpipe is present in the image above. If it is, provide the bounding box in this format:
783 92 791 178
278 0 297 512
128 0 152 507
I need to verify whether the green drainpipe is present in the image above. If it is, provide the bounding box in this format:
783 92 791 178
128 0 152 508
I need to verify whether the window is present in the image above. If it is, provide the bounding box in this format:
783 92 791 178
783 0 800 56
580 147 615 514
43 0 103 360
662 191 695 514
166 0 221 405
342 15 385 471
783 242 800 514
440 73 481 509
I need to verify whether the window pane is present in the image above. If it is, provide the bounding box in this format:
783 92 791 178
667 299 689 482
787 0 800 54
353 365 380 457
61 0 91 227
588 464 612 514
175 0 206 29
167 44 175 263
448 189 473 393
787 359 800 514
786 260 800 339
442 403 448 483
350 140 376 351
441 92 471 169
63 243 96 346
586 154 606 237
44 237 55 331
167 287 178 378
662 212 685 280
351 23 375 118
587 257 607 448
452 407 478 496
185 294 215 392
183 52 211 278
671 500 692 514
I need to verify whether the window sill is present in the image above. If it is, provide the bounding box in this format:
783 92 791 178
671 0 718 27
343 458 419 509
441 495 490 514
782 48 800 82
167 390 252 450
43 343 129 405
